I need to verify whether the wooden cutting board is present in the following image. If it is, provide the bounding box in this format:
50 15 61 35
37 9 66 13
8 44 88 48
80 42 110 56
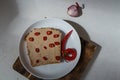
13 37 98 80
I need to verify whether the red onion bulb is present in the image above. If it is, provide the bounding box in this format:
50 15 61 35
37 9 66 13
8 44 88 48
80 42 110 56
67 2 82 17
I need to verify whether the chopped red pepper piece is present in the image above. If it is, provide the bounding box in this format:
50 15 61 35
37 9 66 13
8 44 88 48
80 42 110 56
34 32 40 36
44 46 47 49
36 59 40 63
55 56 61 60
29 37 34 42
35 48 40 53
43 36 47 41
53 34 59 38
46 31 52 35
43 56 48 60
49 43 55 48
54 41 60 45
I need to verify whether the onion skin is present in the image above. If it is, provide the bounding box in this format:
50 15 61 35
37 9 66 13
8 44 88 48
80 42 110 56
67 2 82 17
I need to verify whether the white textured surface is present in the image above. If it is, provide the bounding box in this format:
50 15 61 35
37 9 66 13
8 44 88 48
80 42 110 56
0 0 120 80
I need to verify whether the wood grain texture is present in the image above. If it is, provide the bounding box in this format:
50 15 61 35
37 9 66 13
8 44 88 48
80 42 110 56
13 38 97 80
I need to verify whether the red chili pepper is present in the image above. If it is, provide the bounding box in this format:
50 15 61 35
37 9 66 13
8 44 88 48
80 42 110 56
62 30 73 55
64 48 77 61
61 30 77 61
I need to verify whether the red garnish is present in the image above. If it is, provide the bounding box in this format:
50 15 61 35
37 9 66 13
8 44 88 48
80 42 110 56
49 43 55 48
46 31 52 35
63 48 77 61
54 42 60 45
34 32 40 36
36 59 40 63
44 46 47 49
29 37 34 41
35 48 40 53
62 30 73 53
61 30 77 62
55 56 61 60
43 56 48 60
43 36 47 41
53 34 59 38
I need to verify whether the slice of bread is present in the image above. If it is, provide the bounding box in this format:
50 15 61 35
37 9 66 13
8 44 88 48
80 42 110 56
25 28 62 67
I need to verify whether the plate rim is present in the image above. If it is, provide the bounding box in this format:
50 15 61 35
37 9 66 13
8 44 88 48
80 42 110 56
19 18 81 79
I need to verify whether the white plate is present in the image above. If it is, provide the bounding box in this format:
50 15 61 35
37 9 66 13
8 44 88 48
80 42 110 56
19 18 81 79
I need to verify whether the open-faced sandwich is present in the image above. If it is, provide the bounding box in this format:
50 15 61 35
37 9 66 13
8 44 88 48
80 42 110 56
25 28 62 67
25 28 76 67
